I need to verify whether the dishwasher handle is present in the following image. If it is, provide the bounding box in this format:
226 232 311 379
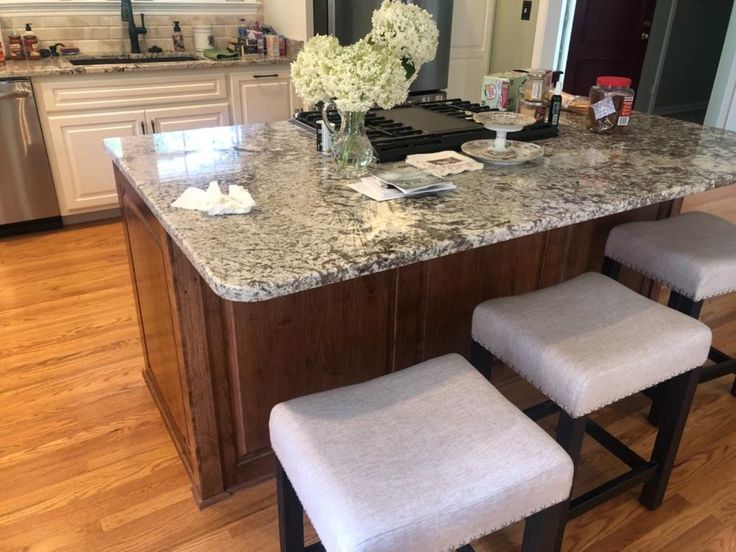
0 89 31 101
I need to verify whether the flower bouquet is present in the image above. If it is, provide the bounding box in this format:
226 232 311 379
291 0 439 177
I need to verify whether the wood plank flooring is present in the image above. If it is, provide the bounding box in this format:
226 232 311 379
1 188 734 551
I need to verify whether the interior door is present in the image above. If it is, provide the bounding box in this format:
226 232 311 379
563 0 657 95
446 0 495 102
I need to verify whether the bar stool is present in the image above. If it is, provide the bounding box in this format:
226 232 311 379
471 273 711 544
270 354 574 552
604 211 736 418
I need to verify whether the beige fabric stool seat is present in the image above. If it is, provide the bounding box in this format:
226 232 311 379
472 272 712 418
270 354 574 552
605 211 736 302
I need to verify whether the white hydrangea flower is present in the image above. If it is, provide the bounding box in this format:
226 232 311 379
291 34 341 103
290 1 439 112
370 0 439 73
329 39 410 112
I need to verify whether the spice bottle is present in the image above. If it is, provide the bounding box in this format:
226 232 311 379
172 21 185 52
22 24 40 61
588 76 635 133
548 81 563 126
8 29 24 60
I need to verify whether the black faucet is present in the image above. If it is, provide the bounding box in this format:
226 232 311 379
121 0 147 54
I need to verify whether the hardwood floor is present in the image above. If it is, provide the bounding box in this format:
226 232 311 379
1 187 734 551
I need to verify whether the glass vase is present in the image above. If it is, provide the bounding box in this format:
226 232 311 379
322 103 374 178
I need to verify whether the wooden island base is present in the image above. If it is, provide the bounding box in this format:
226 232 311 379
116 166 679 506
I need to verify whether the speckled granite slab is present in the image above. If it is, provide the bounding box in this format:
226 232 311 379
0 47 298 78
104 113 736 302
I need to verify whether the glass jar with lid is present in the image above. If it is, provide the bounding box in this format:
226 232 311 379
588 76 635 133
520 69 548 102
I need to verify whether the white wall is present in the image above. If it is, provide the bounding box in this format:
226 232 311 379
705 0 736 130
263 0 311 41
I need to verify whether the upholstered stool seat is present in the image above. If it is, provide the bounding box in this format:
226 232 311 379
605 211 736 302
472 272 712 418
471 271 712 545
270 354 574 552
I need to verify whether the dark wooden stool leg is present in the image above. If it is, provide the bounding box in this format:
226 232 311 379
647 292 704 426
647 382 667 427
522 502 568 552
601 256 622 280
551 412 587 552
731 376 736 397
276 460 305 552
640 368 700 510
471 340 494 382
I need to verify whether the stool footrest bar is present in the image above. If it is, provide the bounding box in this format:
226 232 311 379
585 418 649 469
700 359 736 383
523 400 560 421
709 346 732 364
568 463 658 519
305 543 326 552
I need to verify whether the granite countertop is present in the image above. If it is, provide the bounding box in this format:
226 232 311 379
0 48 297 78
104 113 736 302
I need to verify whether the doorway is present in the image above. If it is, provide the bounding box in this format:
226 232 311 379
562 0 657 96
639 0 734 125
553 0 735 126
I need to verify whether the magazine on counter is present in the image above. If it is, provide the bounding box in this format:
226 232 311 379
372 167 456 195
349 167 456 202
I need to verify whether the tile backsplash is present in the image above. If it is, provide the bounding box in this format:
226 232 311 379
0 14 266 54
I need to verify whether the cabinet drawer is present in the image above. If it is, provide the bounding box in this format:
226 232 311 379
36 71 228 113
230 68 291 81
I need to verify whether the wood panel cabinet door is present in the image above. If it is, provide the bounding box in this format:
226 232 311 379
230 71 292 124
145 102 231 134
46 109 145 214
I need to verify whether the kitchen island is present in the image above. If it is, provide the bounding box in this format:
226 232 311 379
106 113 736 506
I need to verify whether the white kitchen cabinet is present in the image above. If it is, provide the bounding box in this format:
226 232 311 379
35 67 291 216
229 69 293 124
145 102 231 134
46 109 146 214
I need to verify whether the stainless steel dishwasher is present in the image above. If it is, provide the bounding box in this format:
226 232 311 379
0 77 61 236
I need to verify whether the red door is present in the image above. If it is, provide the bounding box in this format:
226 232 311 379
563 0 657 95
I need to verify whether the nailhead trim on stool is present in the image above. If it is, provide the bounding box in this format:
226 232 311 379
270 354 574 552
471 273 711 418
605 212 736 302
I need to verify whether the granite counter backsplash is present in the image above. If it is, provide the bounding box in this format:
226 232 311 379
0 13 264 55
104 113 736 303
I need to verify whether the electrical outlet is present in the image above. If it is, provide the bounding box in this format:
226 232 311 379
521 0 532 21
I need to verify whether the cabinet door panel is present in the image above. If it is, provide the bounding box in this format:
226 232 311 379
46 110 145 214
146 102 231 134
235 79 292 124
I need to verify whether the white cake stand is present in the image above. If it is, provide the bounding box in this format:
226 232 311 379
472 112 537 151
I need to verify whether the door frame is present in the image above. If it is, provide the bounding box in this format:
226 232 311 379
705 1 736 129
530 0 576 74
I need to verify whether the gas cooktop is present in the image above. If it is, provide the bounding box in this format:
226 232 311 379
292 98 559 163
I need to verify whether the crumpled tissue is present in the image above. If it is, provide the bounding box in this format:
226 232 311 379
171 181 256 216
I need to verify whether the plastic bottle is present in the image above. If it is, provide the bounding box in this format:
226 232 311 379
238 18 248 41
588 76 635 133
0 28 6 63
172 21 185 52
8 29 23 60
548 81 563 126
22 24 40 60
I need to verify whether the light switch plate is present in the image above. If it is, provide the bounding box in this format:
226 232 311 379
521 0 532 20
